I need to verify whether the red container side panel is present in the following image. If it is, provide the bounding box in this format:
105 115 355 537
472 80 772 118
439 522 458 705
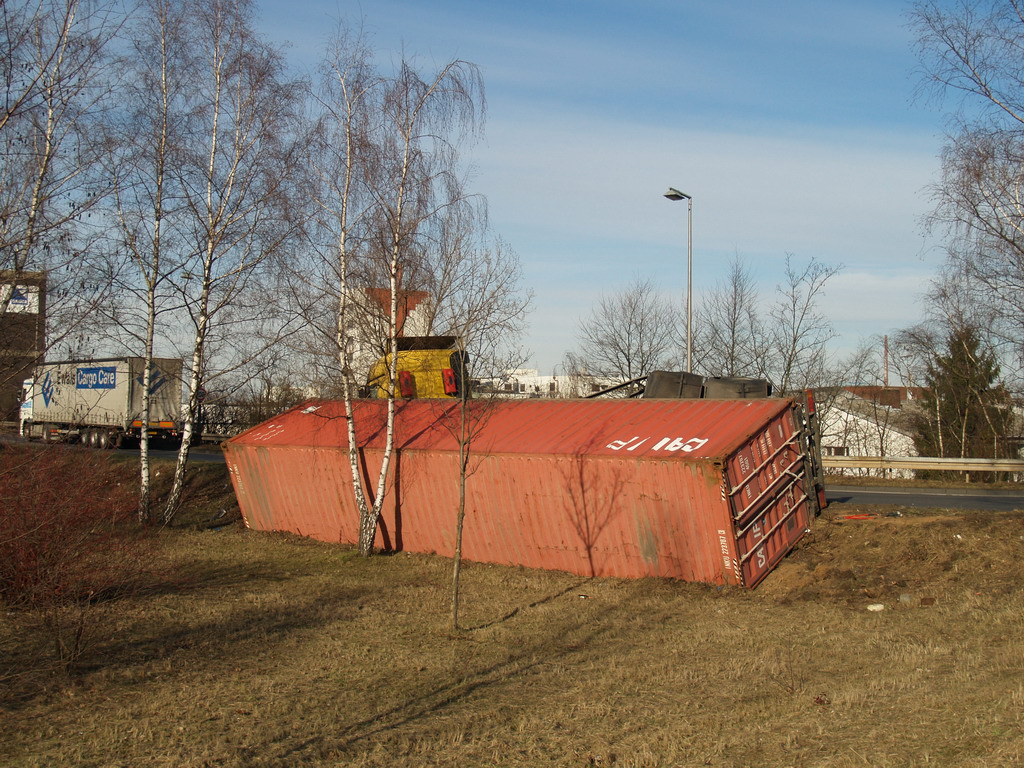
225 398 813 587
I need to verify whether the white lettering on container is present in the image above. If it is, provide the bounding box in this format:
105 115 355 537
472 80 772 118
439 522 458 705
718 529 742 583
751 521 764 542
606 435 709 453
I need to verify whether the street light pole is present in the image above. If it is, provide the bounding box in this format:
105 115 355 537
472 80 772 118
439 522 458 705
663 187 693 372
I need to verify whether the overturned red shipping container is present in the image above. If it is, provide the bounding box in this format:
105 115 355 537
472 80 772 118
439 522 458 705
224 398 819 588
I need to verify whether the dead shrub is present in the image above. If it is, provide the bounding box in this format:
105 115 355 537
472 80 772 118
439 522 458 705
0 445 155 671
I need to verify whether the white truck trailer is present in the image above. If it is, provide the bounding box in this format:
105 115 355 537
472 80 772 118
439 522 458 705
21 357 183 448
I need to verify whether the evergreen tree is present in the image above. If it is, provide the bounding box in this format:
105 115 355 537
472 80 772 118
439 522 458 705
913 327 1013 466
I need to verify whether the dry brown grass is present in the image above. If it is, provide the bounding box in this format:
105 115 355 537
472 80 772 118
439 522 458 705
2 484 1024 767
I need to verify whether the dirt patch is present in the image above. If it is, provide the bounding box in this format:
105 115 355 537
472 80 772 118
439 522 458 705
761 503 1024 605
141 458 241 528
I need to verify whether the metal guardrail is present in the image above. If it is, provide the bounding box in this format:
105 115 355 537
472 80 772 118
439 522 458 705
823 456 1024 473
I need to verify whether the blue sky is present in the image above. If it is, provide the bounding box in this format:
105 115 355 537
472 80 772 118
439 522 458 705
259 0 951 375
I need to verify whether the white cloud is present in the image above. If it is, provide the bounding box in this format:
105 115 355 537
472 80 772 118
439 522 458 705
469 114 946 371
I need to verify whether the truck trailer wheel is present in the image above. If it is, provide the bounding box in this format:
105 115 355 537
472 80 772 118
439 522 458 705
97 430 115 450
84 429 99 448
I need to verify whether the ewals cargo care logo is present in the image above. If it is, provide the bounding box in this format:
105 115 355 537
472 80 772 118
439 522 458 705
41 371 55 406
76 366 117 389
136 366 168 395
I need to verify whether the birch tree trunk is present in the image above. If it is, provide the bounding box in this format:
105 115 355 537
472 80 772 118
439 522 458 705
159 0 303 525
451 381 469 630
126 0 179 525
310 25 380 547
162 1 223 523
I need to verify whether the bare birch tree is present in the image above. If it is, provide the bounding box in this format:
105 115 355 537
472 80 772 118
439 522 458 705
107 0 191 523
345 58 484 556
308 28 486 556
371 143 532 627
106 0 303 523
159 0 305 524
303 23 379 513
302 26 389 558
0 0 117 274
0 0 122 399
911 0 1024 383
927 128 1024 382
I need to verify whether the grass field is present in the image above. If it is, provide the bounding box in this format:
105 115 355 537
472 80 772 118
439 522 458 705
2 461 1024 767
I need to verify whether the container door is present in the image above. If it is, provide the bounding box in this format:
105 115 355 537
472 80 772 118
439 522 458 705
723 406 812 587
733 484 811 587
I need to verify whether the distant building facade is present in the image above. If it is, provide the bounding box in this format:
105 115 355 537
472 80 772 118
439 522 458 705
341 286 433 386
841 386 927 408
0 271 46 422
817 387 919 478
473 369 620 399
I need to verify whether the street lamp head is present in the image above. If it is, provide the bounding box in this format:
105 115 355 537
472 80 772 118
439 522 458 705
664 187 691 201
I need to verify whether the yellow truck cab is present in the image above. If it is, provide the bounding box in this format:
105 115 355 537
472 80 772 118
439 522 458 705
365 336 470 399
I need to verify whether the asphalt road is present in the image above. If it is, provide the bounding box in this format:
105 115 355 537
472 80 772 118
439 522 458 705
0 433 227 463
826 485 1024 512
145 446 225 463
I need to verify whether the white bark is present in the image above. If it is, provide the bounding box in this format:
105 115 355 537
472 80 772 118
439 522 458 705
134 0 176 524
159 0 302 525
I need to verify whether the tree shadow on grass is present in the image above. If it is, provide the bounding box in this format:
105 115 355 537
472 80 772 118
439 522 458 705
99 584 368 665
268 602 624 765
464 577 592 631
133 550 351 601
0 575 370 711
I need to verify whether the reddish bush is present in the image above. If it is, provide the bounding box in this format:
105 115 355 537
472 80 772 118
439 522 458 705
0 445 145 609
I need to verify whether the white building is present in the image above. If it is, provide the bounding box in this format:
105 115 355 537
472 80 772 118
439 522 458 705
475 369 622 399
341 286 434 383
816 388 920 478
